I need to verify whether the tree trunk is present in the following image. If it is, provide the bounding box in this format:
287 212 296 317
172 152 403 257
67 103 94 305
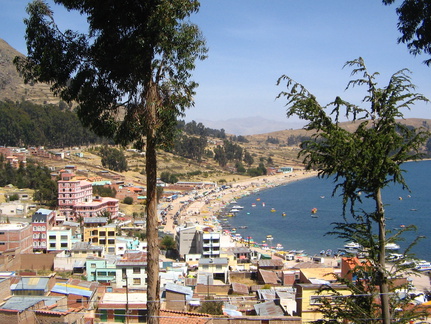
376 188 391 324
146 85 160 324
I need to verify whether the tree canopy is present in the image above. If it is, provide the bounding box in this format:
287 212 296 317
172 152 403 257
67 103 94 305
277 57 429 324
15 1 207 323
383 0 431 66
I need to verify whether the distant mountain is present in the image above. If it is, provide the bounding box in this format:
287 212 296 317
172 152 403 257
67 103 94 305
0 38 60 105
194 116 305 135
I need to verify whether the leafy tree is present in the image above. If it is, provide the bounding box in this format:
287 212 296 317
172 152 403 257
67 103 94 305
93 185 117 198
243 150 254 166
100 146 128 172
123 197 134 205
198 297 223 315
277 57 429 324
383 0 431 65
8 194 19 202
235 161 246 174
160 172 178 184
160 235 176 250
16 2 207 322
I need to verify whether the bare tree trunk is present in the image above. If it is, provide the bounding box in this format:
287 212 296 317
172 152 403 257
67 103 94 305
146 86 160 324
376 188 391 324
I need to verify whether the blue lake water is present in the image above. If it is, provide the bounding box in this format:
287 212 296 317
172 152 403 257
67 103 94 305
224 160 431 261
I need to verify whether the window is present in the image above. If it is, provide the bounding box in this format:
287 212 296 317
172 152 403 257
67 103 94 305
49 235 56 240
91 263 96 268
133 267 140 274
133 278 141 285
0 242 5 245
108 231 115 237
61 235 68 240
310 296 324 305
50 243 56 248
0 232 4 235
108 239 115 245
61 243 68 248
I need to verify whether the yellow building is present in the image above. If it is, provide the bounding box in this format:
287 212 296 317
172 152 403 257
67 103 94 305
295 283 351 323
83 224 117 254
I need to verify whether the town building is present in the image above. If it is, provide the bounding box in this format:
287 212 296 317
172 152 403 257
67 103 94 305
57 171 119 222
32 208 56 253
0 222 33 254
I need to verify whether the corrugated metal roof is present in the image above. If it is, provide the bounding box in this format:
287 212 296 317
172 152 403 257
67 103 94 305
0 296 62 312
164 283 193 298
51 283 93 298
231 282 249 295
258 269 280 285
11 277 50 291
254 301 284 317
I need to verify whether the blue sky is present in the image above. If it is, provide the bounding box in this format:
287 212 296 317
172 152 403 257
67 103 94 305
2 1 430 128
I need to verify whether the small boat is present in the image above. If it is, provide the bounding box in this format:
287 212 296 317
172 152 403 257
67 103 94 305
270 208 276 212
266 235 273 241
232 205 244 209
320 249 326 255
415 260 431 271
385 243 400 250
276 244 284 250
262 202 266 207
344 242 361 250
256 198 261 201
282 212 286 217
238 225 247 229
311 208 318 214
251 203 256 207
326 249 332 256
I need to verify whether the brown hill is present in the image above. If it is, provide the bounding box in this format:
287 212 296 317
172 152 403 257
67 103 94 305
0 38 60 105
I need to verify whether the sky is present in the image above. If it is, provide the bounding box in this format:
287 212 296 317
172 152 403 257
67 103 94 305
1 0 430 129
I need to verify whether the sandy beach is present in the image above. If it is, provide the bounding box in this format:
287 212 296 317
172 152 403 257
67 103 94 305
160 170 318 233
158 170 431 293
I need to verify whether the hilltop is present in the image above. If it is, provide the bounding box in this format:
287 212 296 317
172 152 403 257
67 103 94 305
0 39 61 106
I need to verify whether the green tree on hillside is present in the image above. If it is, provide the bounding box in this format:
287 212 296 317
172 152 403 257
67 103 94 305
100 146 128 172
277 57 429 324
16 1 207 323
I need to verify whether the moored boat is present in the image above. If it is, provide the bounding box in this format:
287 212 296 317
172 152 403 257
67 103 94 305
385 243 400 250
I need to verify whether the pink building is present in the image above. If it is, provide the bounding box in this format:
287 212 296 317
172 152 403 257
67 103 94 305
58 172 119 222
32 208 56 252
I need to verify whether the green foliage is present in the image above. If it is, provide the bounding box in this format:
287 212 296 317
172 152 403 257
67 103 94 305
266 136 279 144
123 196 134 205
99 146 128 172
16 2 207 321
383 0 431 66
277 57 430 324
160 172 178 184
243 150 254 166
160 235 176 250
246 162 267 177
198 297 223 315
171 134 207 162
8 194 19 201
0 100 104 148
235 161 246 174
0 159 58 207
213 140 243 167
231 135 249 143
178 120 226 139
93 185 117 198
